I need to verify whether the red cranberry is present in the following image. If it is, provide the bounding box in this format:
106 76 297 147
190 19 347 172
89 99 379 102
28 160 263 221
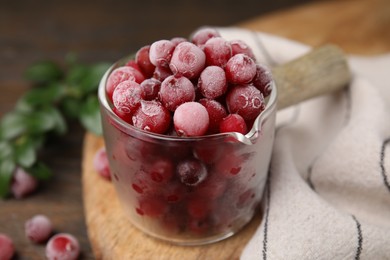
153 65 172 81
131 169 160 196
45 233 80 260
136 197 167 217
214 152 244 178
203 37 232 68
198 98 227 134
148 157 174 183
170 37 187 46
191 27 220 47
93 147 111 181
11 167 38 199
161 181 187 203
194 173 227 200
220 114 247 134
169 42 206 79
106 66 145 100
132 100 171 134
159 75 195 112
252 64 273 97
140 78 161 100
112 80 142 116
198 66 227 99
187 197 212 219
230 40 256 59
0 233 15 260
226 84 265 121
25 214 53 243
136 45 156 78
173 102 209 137
149 40 175 68
176 159 207 186
225 54 257 84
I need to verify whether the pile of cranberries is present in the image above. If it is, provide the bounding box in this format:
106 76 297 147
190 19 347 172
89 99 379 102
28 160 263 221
107 27 272 137
103 27 274 241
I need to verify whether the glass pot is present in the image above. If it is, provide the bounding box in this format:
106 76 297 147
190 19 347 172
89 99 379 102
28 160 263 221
98 60 277 246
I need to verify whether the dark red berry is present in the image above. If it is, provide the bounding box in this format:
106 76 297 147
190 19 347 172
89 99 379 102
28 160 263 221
112 80 142 116
132 100 171 134
177 159 207 186
136 45 156 78
226 84 265 121
136 197 167 218
230 40 256 59
159 75 195 111
106 66 145 100
45 233 80 260
198 98 228 134
225 54 257 84
169 42 206 79
252 64 273 97
203 37 232 68
198 66 227 99
140 78 161 100
220 114 247 134
149 40 175 68
191 27 220 47
0 233 15 260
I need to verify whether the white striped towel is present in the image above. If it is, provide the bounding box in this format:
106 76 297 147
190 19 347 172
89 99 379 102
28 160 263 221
217 27 390 260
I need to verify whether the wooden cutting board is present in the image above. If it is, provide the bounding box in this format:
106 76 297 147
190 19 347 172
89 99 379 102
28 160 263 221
82 0 390 259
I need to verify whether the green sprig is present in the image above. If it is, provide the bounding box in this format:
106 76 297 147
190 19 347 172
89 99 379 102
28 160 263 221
0 57 110 198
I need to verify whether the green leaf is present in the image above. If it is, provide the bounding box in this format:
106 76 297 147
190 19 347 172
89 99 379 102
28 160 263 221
14 137 37 168
0 112 27 140
17 83 65 110
79 95 102 135
25 109 57 134
60 97 82 119
79 63 111 94
0 159 15 198
24 61 63 83
28 162 52 180
0 141 13 159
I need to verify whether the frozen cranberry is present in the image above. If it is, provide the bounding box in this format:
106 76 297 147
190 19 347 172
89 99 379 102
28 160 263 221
187 197 212 219
161 181 187 203
159 75 195 112
193 143 224 164
226 84 265 121
225 54 257 84
136 197 167 217
11 167 38 199
252 64 273 97
220 114 247 134
188 218 210 235
148 157 174 183
214 152 244 178
93 147 111 181
125 60 142 71
136 45 156 78
149 40 176 68
112 106 132 123
140 78 161 100
173 102 209 137
191 27 220 47
106 66 145 100
112 80 142 116
230 40 256 59
25 214 53 243
131 169 160 196
0 233 14 260
45 233 80 260
177 159 207 186
132 100 171 134
198 66 227 99
169 42 206 79
170 37 187 46
153 65 172 81
194 173 227 200
198 98 227 134
203 37 232 68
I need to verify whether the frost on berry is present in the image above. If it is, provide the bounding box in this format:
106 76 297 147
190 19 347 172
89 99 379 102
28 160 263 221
230 40 256 59
25 214 53 243
140 78 161 100
252 64 273 97
226 84 265 121
11 167 38 199
0 233 15 260
225 54 257 84
170 37 187 47
191 27 220 47
153 65 172 82
132 100 171 134
112 80 142 116
203 37 232 68
198 66 227 99
136 45 156 78
106 66 145 100
45 233 80 260
173 102 209 137
176 159 207 186
149 40 176 68
159 75 195 111
93 147 111 181
198 98 227 134
220 114 247 134
169 42 206 79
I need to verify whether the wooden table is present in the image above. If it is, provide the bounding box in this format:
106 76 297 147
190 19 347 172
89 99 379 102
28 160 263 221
1 0 389 259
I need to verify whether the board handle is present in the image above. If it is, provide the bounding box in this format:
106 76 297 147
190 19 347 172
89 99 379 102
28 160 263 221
272 44 351 109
